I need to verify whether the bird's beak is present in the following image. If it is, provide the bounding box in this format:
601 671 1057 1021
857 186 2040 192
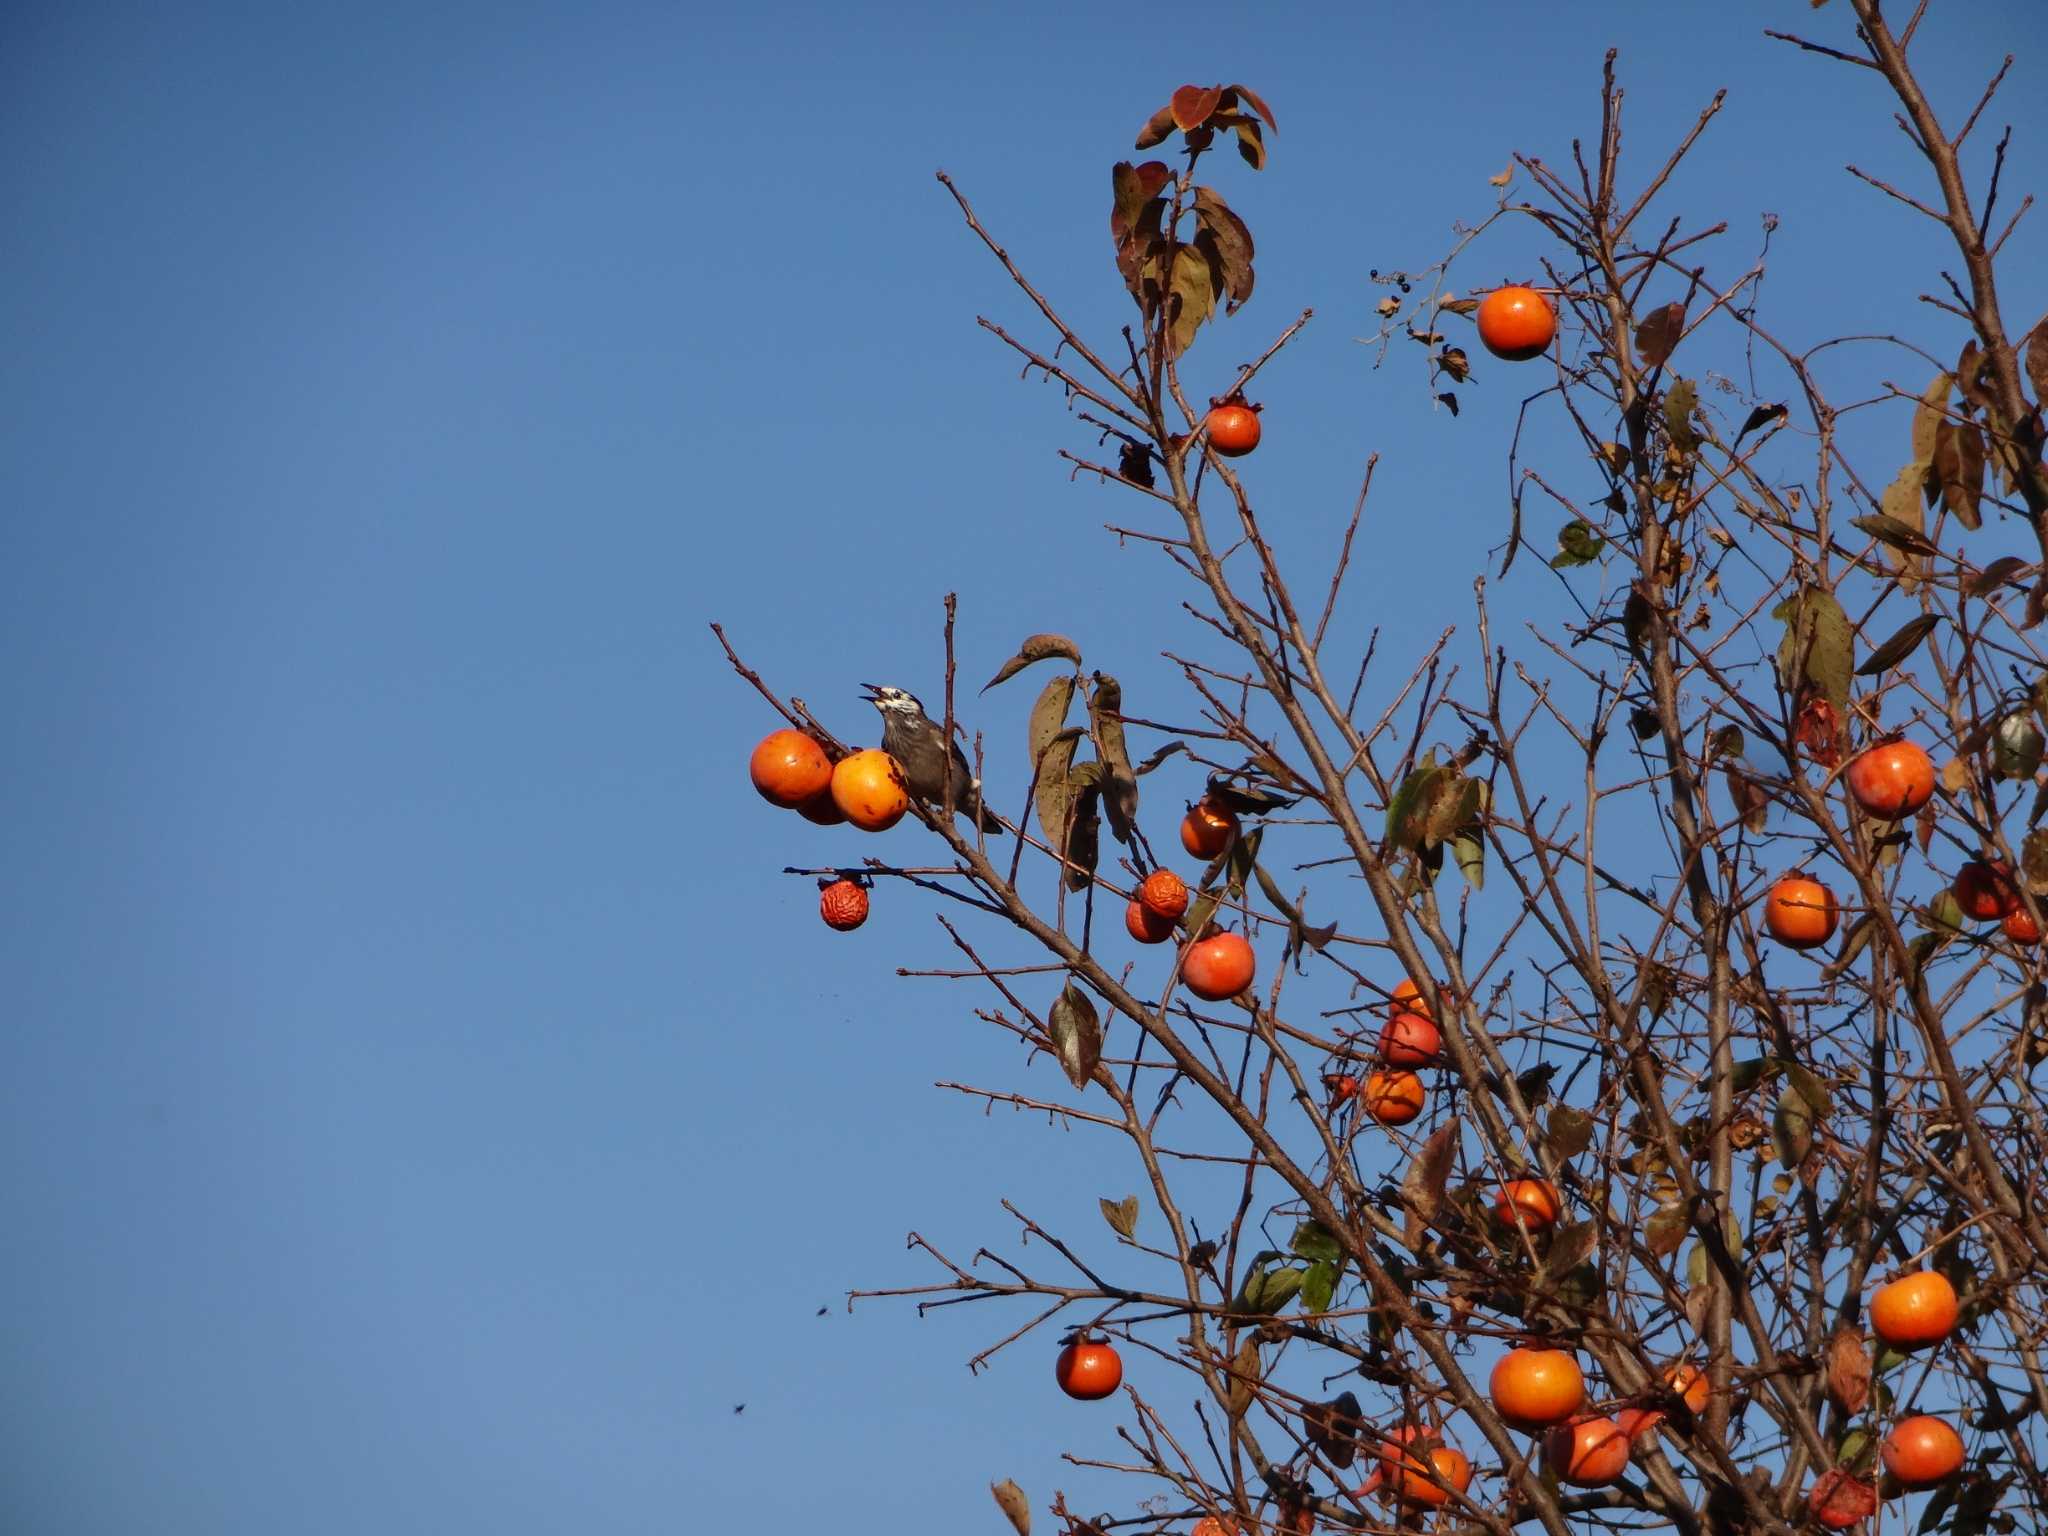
860 682 885 699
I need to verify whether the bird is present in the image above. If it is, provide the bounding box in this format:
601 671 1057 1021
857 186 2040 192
863 684 1003 832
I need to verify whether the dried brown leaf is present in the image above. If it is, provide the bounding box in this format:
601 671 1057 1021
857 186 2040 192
991 1480 1032 1536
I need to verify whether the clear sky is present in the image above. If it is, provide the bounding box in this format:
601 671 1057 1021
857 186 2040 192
3 3 2045 1532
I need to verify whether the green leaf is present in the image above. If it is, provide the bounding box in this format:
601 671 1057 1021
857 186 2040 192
1855 614 1940 676
1729 1057 1776 1093
1685 1241 1709 1288
1451 780 1488 891
1784 1060 1833 1117
1100 1195 1139 1239
1773 584 1854 713
1551 519 1606 569
1926 890 1967 932
1047 984 1102 1091
1235 1263 1305 1315
1994 712 2045 780
1773 1089 1813 1169
1290 1220 1343 1263
1301 1258 1340 1315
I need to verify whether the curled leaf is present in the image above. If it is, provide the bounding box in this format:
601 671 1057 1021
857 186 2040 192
1635 302 1686 367
1401 1123 1457 1251
1088 673 1139 846
1048 984 1102 1091
1100 1195 1140 1239
991 1480 1032 1536
1855 614 1939 676
985 634 1083 692
1171 84 1224 131
1826 1324 1871 1414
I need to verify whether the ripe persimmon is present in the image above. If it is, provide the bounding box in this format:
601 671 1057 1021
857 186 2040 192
1869 1271 1958 1350
1363 1070 1426 1126
1476 285 1556 361
1183 932 1256 1001
1139 868 1190 922
1616 1363 1707 1443
1055 1337 1123 1400
830 748 910 831
1126 899 1175 944
795 786 848 825
1764 873 1839 950
1544 1416 1631 1487
2005 904 2042 944
1614 1405 1659 1445
819 879 868 931
750 728 833 808
1375 1426 1472 1508
1881 1414 1965 1490
1491 1347 1585 1431
1205 402 1261 457
1844 739 1935 818
1180 799 1240 859
1379 1010 1442 1068
1954 860 2020 921
1190 1520 1236 1536
1390 977 1433 1019
1494 1178 1563 1232
1325 1073 1361 1104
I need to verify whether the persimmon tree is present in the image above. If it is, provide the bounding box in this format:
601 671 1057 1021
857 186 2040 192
719 6 2048 1535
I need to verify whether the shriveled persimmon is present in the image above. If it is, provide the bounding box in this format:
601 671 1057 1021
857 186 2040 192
1139 868 1190 922
1180 799 1240 859
1870 1270 1958 1349
1055 1336 1123 1400
819 879 868 931
1362 1070 1425 1126
1126 899 1175 944
1844 739 1935 818
1205 402 1262 457
750 728 833 808
1764 873 1838 950
1494 1178 1563 1231
1545 1416 1631 1487
1378 1010 1442 1068
1808 1470 1878 1530
1476 285 1556 361
1491 1347 1585 1431
1183 932 1256 1001
830 748 910 832
1881 1414 1965 1490
1954 859 2020 921
2005 904 2042 944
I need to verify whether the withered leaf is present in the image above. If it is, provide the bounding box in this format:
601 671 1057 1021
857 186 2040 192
1233 118 1265 171
1087 673 1138 846
1964 555 2031 598
1401 1123 1457 1251
1226 1334 1260 1417
1135 103 1178 150
1725 763 1770 833
1099 1195 1140 1239
1664 378 1701 452
1853 508 1938 557
1047 983 1102 1090
1063 782 1100 892
1303 1391 1363 1468
991 1480 1032 1536
1133 740 1186 775
1165 243 1219 359
1736 402 1788 440
1543 1220 1598 1277
1547 1105 1596 1160
1205 778 1295 813
2026 315 2048 404
985 634 1083 692
1773 584 1853 714
1171 84 1224 131
1646 1204 1688 1259
1635 302 1686 368
1227 83 1277 130
1932 418 1986 530
1855 613 1940 676
1439 346 1471 383
1193 187 1255 311
1912 373 1954 465
1826 1324 1871 1414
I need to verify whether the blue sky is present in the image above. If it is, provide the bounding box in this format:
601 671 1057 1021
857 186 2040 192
3 3 2045 1532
